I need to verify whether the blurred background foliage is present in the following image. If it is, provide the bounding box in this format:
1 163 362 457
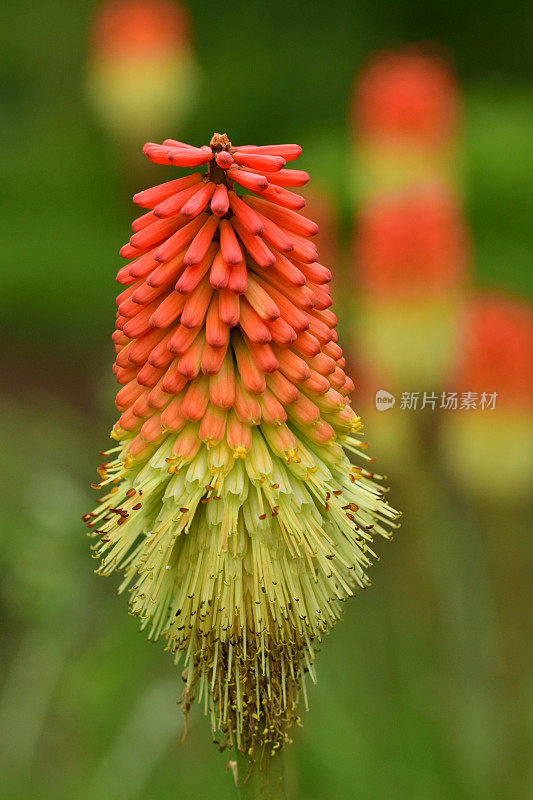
0 1 532 799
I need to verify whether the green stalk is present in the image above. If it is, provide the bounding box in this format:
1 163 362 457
234 751 288 800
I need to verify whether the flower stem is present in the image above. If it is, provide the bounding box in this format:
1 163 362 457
235 751 288 800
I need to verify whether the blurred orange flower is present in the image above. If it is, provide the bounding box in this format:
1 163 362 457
441 294 533 500
353 49 459 146
354 185 469 298
86 0 199 141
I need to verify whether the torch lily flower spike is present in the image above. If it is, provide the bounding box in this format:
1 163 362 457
85 133 400 759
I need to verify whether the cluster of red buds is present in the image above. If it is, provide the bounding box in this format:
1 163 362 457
348 49 467 390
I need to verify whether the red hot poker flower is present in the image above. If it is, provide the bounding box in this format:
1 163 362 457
86 133 399 758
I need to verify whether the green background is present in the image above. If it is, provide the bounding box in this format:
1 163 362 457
0 1 532 798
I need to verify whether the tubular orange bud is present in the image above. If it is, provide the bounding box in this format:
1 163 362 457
160 361 187 394
219 219 243 265
242 334 279 374
256 167 310 187
120 242 146 259
180 274 213 328
218 288 240 327
244 276 280 321
209 351 235 409
266 369 300 404
148 331 176 367
128 249 158 278
146 250 187 287
138 361 165 386
134 173 203 209
129 214 185 249
232 152 286 171
128 328 167 364
268 252 306 287
245 195 319 237
265 315 297 345
253 277 309 331
180 375 209 420
175 243 218 294
215 150 234 169
239 298 272 343
227 167 268 191
153 182 205 218
168 323 200 355
201 340 228 375
170 422 201 460
144 143 213 167
205 295 229 348
293 330 322 357
115 379 145 411
232 331 267 394
227 261 248 295
232 143 302 161
210 183 230 217
249 183 305 210
180 181 216 218
131 277 174 306
300 261 332 284
148 291 187 329
154 213 207 262
184 214 220 265
131 210 156 232
232 220 277 267
258 390 287 424
227 410 252 452
228 190 264 234
176 329 205 378
199 403 227 445
209 249 231 289
160 396 186 432
233 376 261 423
255 212 294 252
148 377 171 409
122 299 160 338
